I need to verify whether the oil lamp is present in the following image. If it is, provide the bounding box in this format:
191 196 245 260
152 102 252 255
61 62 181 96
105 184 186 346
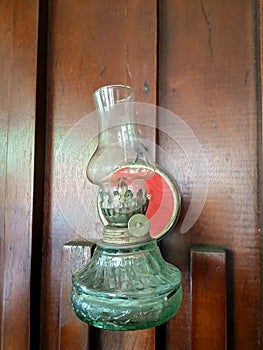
71 85 182 331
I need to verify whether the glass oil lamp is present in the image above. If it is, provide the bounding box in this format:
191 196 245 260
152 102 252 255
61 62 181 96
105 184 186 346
71 85 182 331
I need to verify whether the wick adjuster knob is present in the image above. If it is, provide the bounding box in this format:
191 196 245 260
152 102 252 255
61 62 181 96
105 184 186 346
128 214 150 237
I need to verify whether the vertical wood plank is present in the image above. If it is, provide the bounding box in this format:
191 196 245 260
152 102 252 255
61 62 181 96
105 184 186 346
42 1 157 348
158 0 260 348
59 242 93 350
0 0 39 348
90 328 155 350
191 246 227 350
90 2 157 348
121 329 156 350
258 0 263 346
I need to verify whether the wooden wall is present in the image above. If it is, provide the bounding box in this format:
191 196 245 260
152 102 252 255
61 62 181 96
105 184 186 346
158 1 261 349
0 1 262 349
0 1 39 349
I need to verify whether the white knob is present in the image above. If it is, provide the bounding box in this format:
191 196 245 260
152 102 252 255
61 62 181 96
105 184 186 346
128 214 150 237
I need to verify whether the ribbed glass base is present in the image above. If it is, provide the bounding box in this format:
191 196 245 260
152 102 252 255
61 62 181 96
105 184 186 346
71 240 182 331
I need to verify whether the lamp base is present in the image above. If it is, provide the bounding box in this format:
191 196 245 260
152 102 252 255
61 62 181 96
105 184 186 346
71 240 182 331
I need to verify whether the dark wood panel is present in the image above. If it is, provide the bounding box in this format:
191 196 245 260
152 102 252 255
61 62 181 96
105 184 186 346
191 246 226 350
259 0 263 345
0 0 39 348
90 328 155 350
41 1 157 348
158 0 260 348
59 242 93 350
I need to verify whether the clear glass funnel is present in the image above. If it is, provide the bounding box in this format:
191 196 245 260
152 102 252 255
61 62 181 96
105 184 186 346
87 85 155 233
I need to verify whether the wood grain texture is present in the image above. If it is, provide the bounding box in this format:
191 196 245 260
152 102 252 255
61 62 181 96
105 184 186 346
0 0 39 348
258 0 263 345
59 242 93 350
158 0 261 348
90 328 155 350
191 246 226 350
0 1 261 349
41 1 157 348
